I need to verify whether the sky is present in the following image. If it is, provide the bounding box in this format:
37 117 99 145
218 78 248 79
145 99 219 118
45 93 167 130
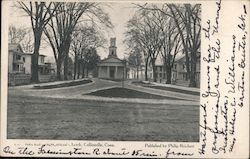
8 2 138 62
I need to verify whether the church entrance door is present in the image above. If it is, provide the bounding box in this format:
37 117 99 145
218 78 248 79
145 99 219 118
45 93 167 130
110 66 115 79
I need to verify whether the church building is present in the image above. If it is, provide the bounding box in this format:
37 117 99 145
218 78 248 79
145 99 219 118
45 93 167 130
97 38 126 80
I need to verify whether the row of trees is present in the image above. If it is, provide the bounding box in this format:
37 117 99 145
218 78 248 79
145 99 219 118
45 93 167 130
14 2 112 82
125 4 201 87
71 26 102 79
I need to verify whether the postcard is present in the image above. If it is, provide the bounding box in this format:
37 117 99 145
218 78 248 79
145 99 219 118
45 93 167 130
1 0 249 158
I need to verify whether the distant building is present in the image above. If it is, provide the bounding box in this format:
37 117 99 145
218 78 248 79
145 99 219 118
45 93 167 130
172 53 201 87
97 38 126 80
8 43 56 85
22 53 50 75
129 52 200 87
127 65 144 79
8 43 25 74
155 65 166 83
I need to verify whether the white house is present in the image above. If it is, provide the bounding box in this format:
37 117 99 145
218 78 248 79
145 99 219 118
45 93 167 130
172 52 201 87
8 43 25 74
22 53 48 74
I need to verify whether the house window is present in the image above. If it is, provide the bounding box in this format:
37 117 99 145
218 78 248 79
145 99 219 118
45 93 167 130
23 57 25 62
183 64 185 70
174 64 177 69
160 67 162 72
41 57 44 63
16 55 21 60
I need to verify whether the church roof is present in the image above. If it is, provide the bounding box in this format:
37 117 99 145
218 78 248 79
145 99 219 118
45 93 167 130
98 56 126 67
99 56 124 63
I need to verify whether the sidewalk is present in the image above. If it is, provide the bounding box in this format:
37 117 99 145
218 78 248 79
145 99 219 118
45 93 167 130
151 81 200 92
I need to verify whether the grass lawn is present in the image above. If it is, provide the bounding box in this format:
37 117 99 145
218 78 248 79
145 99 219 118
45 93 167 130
132 81 200 96
87 87 183 100
33 79 92 89
7 95 199 141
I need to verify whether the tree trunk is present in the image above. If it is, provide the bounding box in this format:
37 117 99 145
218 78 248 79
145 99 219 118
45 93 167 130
64 54 68 80
31 52 39 83
31 32 42 83
73 55 78 80
136 66 139 79
189 72 196 87
184 42 190 80
56 59 63 80
63 36 72 80
82 63 85 78
166 65 172 84
151 57 157 82
86 68 89 77
144 56 149 81
77 60 80 79
145 66 148 81
189 51 197 87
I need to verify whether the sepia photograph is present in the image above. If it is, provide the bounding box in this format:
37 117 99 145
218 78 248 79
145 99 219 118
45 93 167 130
6 1 201 142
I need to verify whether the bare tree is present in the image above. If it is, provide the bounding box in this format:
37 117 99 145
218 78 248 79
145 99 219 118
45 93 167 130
8 25 34 53
134 3 201 87
125 15 150 81
8 25 27 44
125 10 164 82
71 24 106 79
17 2 60 82
167 4 201 86
44 2 112 80
157 12 182 84
83 48 101 78
21 29 34 53
127 47 142 79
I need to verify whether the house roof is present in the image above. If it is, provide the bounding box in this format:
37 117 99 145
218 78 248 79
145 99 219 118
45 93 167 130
8 43 24 54
9 43 20 50
175 52 201 63
175 54 186 62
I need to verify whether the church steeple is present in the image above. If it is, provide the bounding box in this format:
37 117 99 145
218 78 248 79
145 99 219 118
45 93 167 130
108 38 117 57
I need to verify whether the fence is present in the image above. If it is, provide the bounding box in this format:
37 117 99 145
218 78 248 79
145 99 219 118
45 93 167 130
8 74 31 86
8 73 57 86
39 74 56 83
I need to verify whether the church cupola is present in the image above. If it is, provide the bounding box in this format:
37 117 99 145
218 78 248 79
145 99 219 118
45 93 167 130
108 38 117 57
